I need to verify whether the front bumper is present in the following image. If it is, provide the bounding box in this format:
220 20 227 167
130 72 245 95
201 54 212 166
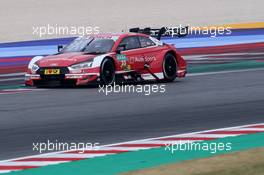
25 73 99 87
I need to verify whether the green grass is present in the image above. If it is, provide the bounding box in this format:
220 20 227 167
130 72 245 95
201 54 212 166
195 164 264 175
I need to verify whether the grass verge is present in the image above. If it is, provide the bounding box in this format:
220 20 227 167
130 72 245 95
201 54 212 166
122 147 264 175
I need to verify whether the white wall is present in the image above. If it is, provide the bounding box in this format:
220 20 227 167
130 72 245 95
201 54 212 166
0 0 263 42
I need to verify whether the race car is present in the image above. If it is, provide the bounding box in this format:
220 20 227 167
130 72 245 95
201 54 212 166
25 28 187 87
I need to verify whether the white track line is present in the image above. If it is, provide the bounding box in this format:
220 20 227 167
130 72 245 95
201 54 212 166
0 72 25 77
231 128 264 131
171 134 238 138
0 171 11 174
0 122 263 164
0 122 261 163
0 88 47 95
0 161 68 166
0 78 24 82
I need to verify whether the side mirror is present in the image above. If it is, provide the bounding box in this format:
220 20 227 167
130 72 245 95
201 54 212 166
116 44 126 54
58 45 64 52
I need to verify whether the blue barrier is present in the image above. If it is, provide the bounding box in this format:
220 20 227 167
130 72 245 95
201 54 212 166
0 28 264 73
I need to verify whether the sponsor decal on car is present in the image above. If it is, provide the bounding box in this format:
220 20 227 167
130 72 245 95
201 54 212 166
120 61 131 71
129 56 156 63
117 54 128 61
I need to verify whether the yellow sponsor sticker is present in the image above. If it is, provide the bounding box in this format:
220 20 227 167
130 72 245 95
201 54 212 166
44 69 60 75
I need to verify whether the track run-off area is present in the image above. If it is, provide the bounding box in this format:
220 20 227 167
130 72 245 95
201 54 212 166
0 23 264 174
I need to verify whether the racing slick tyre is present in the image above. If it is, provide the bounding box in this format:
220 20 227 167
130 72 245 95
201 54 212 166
162 53 177 82
100 58 116 85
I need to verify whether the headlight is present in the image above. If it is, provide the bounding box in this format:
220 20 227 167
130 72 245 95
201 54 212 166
31 63 39 72
28 56 43 71
70 61 93 70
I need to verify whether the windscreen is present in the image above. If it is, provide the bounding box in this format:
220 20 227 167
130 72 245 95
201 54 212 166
61 37 114 54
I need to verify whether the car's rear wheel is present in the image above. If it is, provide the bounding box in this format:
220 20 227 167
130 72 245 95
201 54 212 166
162 53 177 82
100 58 115 85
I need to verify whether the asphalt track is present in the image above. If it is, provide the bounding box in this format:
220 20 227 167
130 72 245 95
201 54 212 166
0 69 264 160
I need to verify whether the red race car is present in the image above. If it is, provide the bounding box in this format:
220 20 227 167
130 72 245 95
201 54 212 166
25 28 187 87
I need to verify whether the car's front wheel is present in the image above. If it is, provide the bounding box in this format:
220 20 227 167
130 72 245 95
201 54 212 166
162 53 177 82
100 58 115 85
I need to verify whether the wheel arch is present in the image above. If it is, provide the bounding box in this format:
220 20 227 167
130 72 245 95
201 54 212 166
100 56 116 71
164 49 186 71
99 56 116 85
162 50 178 82
164 50 178 64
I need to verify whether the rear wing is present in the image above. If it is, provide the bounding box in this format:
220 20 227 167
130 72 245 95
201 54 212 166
129 26 188 40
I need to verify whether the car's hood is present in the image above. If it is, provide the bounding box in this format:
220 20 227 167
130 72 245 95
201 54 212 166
37 53 96 67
